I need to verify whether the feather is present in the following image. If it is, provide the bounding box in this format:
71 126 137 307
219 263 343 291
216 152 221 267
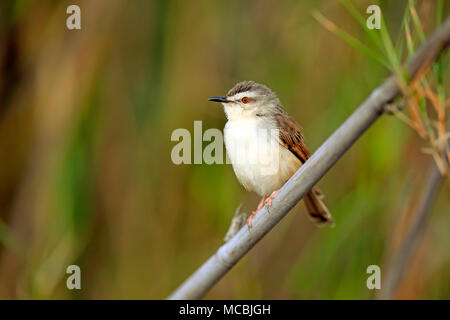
274 114 334 226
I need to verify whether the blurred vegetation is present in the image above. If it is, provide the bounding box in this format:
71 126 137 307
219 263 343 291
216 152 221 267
0 0 448 299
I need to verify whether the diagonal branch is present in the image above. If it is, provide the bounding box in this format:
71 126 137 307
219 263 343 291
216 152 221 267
377 160 443 300
168 17 450 300
378 112 449 299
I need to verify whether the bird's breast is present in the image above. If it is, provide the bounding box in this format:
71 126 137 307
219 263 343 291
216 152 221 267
224 118 301 196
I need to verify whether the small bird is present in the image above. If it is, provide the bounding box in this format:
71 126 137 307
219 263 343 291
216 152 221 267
209 81 334 228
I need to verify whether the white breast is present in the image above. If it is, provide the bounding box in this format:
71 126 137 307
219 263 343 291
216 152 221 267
224 117 302 196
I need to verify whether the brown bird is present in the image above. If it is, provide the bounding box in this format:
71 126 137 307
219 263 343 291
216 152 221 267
209 81 334 228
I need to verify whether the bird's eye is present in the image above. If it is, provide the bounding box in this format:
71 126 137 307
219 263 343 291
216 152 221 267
241 97 249 104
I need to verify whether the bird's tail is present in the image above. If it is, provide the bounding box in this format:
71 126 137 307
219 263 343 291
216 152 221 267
303 187 334 227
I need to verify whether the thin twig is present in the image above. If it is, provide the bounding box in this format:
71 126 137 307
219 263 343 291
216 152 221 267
377 161 443 299
168 18 450 300
379 112 450 299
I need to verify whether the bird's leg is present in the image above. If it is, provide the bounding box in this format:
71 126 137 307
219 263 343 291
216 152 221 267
265 189 279 207
247 195 267 228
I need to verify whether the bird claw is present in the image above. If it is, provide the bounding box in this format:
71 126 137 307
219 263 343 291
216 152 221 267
247 211 258 228
247 190 279 228
265 189 279 207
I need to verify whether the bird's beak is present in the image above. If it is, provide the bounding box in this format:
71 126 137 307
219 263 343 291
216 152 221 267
208 96 230 103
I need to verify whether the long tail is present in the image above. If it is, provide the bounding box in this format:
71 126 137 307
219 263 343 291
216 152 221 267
303 187 334 227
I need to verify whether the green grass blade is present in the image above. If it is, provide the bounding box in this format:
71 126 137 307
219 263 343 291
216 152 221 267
339 0 384 51
404 20 415 57
433 0 445 106
313 11 390 69
436 0 443 26
380 16 407 86
395 0 414 59
409 0 426 43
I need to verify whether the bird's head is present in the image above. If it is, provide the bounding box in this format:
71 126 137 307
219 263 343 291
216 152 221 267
209 81 282 120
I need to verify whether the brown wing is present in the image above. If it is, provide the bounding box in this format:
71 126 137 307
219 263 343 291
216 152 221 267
274 113 310 163
274 113 334 227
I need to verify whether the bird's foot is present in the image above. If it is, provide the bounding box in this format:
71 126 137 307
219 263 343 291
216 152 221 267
247 195 267 228
247 211 257 228
265 189 279 207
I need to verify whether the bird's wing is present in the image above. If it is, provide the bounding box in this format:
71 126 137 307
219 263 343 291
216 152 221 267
275 114 334 226
274 113 310 164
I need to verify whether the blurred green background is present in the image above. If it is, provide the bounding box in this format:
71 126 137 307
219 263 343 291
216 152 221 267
0 0 448 299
